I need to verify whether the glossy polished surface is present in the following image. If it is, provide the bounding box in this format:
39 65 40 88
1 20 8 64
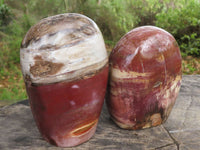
20 13 108 147
26 65 108 147
107 26 182 130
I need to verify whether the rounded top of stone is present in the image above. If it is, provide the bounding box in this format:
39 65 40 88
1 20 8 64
110 26 181 73
20 13 108 84
21 13 99 50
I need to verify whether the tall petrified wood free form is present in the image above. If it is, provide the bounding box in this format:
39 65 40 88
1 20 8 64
20 13 108 147
107 26 182 130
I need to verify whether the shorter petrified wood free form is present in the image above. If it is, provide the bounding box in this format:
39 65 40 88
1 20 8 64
107 26 182 130
20 13 108 147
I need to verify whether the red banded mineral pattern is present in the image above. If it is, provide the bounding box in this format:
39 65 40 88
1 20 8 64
20 13 109 147
26 65 108 147
107 26 182 130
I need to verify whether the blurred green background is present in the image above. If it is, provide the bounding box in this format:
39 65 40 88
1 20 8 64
0 0 200 105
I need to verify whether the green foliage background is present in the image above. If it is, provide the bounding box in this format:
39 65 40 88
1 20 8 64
0 0 200 102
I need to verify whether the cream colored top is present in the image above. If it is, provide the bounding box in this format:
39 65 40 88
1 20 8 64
20 13 108 84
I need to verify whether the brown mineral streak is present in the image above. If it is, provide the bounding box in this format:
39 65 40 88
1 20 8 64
21 14 97 49
30 59 108 86
68 62 108 82
30 56 64 77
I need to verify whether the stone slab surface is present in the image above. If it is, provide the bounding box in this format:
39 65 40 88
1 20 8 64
0 75 199 150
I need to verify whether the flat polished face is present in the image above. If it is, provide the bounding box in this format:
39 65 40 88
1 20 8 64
108 26 182 129
26 65 108 147
20 13 108 84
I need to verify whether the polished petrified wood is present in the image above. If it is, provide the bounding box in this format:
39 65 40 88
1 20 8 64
107 26 182 130
1 75 200 150
20 13 108 147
